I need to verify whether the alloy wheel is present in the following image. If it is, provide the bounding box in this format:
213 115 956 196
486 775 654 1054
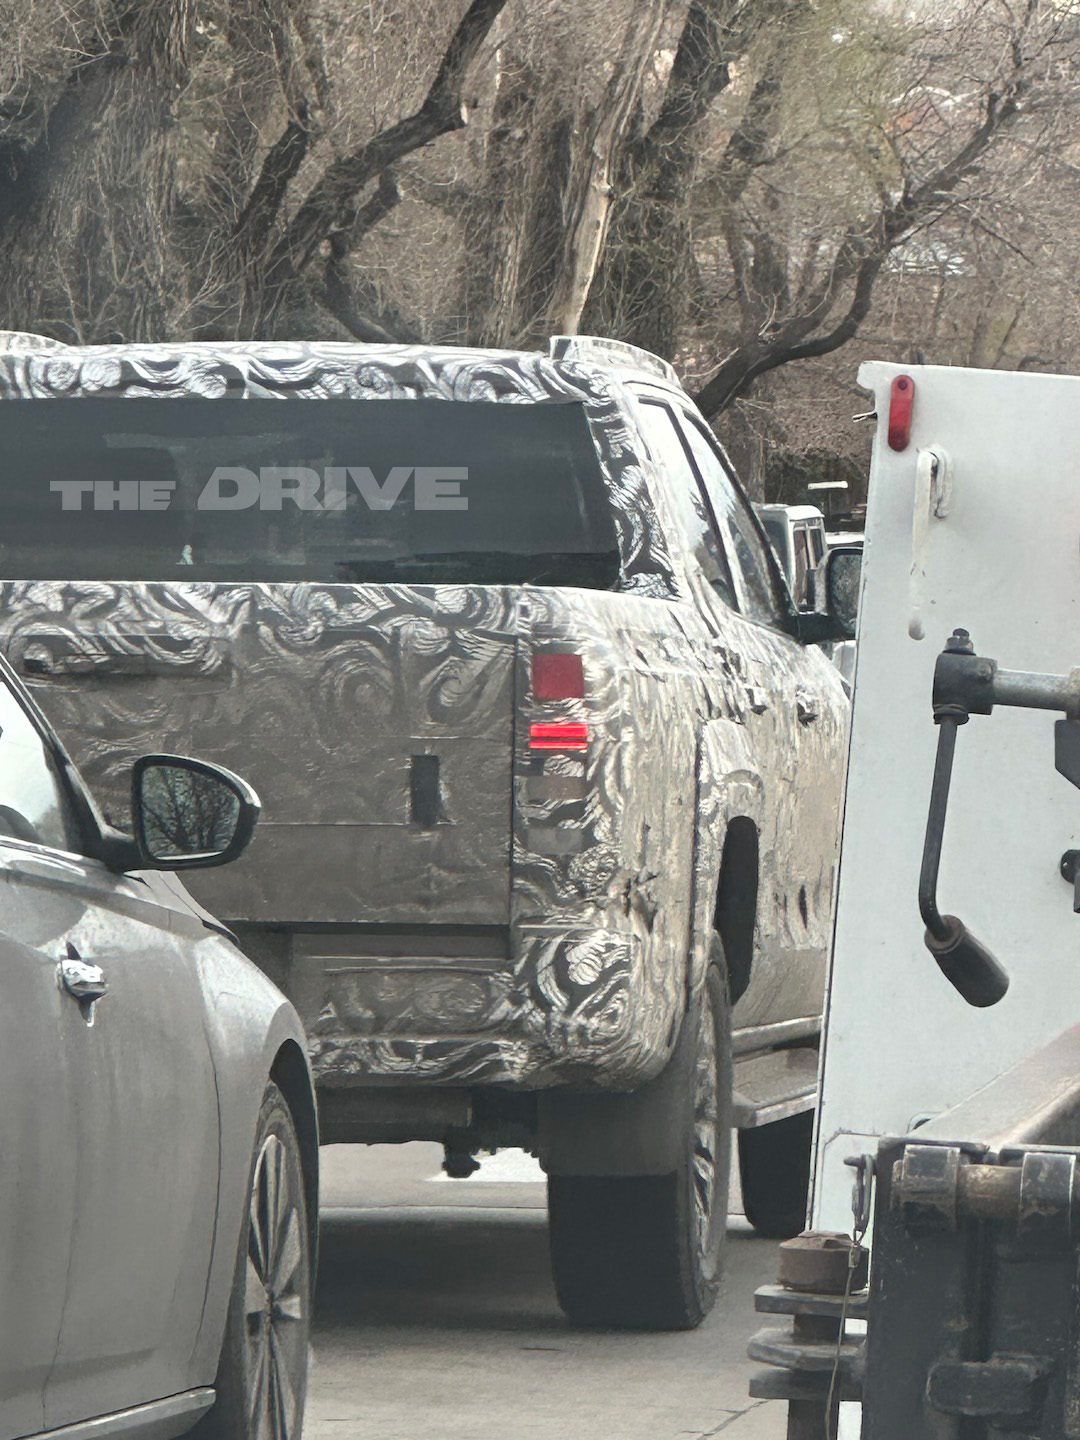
691 985 721 1274
244 1133 308 1440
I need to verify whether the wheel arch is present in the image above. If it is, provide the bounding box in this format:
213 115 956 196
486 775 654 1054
689 721 764 1002
271 1040 320 1269
714 816 760 1005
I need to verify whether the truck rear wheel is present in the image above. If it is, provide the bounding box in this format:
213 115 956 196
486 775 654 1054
737 1108 814 1239
547 955 732 1330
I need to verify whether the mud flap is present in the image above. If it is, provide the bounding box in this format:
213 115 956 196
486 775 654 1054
537 1003 695 1178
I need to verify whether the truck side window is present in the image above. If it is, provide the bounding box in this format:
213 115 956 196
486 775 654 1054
677 415 783 627
0 678 79 853
792 526 810 610
636 400 737 609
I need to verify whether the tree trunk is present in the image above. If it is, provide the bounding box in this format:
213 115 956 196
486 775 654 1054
459 49 571 347
583 0 750 356
543 4 670 336
0 3 197 342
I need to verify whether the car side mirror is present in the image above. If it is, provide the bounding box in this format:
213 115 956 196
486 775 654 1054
795 544 862 644
131 754 260 870
824 545 862 640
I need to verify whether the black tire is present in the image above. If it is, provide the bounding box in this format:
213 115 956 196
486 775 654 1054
548 945 733 1330
193 1082 312 1440
737 1108 814 1240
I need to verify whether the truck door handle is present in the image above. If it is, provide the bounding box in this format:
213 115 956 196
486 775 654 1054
796 690 820 724
909 445 951 640
58 953 108 1023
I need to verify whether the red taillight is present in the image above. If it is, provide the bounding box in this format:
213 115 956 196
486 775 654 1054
529 722 588 752
888 373 915 451
532 652 585 700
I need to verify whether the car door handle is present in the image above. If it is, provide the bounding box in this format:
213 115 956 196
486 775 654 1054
796 690 820 724
58 954 109 1023
60 959 108 999
745 685 769 714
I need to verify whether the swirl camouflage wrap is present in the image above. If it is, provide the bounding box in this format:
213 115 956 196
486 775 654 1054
0 338 849 1096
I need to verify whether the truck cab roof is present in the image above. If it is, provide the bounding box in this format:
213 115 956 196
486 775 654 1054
0 329 690 397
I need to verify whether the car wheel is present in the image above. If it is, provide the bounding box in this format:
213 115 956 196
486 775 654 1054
547 948 732 1330
194 1082 312 1440
737 1108 814 1239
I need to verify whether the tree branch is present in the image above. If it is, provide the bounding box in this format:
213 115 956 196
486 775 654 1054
235 115 312 257
694 29 1034 418
232 0 328 257
263 0 507 291
712 6 808 211
318 185 422 346
317 172 419 343
693 251 883 415
398 166 474 217
327 168 403 259
318 263 420 343
2 6 149 212
647 0 748 144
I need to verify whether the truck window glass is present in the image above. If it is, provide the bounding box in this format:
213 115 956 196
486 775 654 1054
678 416 782 626
792 526 810 609
0 397 621 589
0 678 77 852
635 400 737 609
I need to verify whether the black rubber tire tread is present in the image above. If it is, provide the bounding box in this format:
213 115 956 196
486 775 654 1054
737 1107 814 1240
192 1081 312 1440
548 946 732 1331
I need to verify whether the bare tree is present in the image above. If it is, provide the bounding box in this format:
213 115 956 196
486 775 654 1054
685 0 1080 416
0 0 510 342
1 0 1078 481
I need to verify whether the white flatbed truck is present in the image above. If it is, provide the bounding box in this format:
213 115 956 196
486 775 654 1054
750 361 1080 1438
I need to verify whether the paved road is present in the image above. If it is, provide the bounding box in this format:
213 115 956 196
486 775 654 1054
307 1142 785 1440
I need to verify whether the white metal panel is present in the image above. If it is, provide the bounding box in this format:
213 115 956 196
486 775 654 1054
813 360 1080 1237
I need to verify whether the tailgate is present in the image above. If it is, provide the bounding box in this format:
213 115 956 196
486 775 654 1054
2 580 518 925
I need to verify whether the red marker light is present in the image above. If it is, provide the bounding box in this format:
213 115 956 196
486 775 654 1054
888 374 915 451
529 722 588 752
532 652 585 700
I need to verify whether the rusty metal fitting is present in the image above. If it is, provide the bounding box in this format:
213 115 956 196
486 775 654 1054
895 1146 1078 1244
893 1144 961 1231
777 1231 869 1294
750 1232 868 1440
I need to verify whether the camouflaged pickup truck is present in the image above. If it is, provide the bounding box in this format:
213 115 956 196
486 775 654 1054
0 331 852 1329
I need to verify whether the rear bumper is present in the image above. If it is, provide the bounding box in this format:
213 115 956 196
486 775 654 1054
240 923 683 1093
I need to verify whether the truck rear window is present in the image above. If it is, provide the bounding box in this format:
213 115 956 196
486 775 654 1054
0 396 620 588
